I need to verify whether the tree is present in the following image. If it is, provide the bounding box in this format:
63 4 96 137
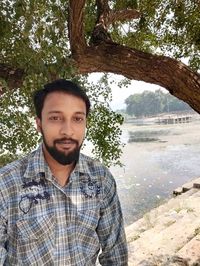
125 90 192 117
125 94 143 117
0 0 200 165
163 93 191 113
142 91 160 116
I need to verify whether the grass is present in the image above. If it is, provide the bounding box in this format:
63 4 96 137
174 207 194 213
194 227 200 236
164 220 176 227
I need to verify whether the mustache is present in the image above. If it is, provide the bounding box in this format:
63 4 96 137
54 137 79 145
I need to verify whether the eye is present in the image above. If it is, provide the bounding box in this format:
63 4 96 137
49 116 62 121
73 116 84 123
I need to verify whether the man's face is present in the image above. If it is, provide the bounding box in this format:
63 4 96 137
36 91 87 165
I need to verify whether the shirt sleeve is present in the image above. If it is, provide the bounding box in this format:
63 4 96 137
0 190 8 266
97 170 128 266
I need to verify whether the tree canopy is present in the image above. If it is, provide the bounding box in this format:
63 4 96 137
0 0 200 166
125 90 192 117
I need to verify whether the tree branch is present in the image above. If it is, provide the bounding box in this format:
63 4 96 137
72 42 200 113
90 0 112 45
95 0 141 26
90 0 141 45
108 9 141 25
68 0 87 55
96 0 110 24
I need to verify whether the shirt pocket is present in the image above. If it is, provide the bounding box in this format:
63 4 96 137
15 213 55 264
76 209 100 259
17 213 55 239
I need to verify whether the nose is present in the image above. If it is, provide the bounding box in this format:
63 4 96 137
59 120 73 137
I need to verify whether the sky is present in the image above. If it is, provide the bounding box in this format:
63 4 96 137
88 73 167 111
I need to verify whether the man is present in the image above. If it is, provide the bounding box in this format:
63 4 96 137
0 79 128 265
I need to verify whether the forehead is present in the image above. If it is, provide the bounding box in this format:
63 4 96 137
42 91 86 113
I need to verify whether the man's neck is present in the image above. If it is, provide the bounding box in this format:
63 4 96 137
42 144 75 187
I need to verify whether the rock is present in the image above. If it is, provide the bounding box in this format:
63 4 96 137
193 177 200 189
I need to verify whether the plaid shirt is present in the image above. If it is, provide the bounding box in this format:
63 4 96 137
0 145 128 265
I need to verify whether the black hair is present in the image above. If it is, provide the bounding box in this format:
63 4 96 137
33 79 91 119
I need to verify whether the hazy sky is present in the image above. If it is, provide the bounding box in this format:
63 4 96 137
88 73 166 110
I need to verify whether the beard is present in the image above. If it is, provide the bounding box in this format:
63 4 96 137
41 131 81 165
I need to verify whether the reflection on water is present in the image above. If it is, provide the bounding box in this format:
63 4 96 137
110 120 200 226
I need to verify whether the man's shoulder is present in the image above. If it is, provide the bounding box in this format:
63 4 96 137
0 151 35 182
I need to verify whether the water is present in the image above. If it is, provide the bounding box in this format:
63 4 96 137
109 120 200 226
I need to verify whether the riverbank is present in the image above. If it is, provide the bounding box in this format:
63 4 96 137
126 178 200 265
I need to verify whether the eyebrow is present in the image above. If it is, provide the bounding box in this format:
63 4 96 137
48 111 86 116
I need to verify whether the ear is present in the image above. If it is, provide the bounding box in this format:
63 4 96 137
36 117 42 133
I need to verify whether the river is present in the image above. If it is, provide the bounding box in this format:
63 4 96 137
110 119 200 226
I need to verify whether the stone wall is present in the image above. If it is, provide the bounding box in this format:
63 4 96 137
126 178 200 265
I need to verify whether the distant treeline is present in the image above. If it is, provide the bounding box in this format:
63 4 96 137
124 89 191 117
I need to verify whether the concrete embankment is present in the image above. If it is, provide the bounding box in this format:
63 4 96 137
126 178 200 265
